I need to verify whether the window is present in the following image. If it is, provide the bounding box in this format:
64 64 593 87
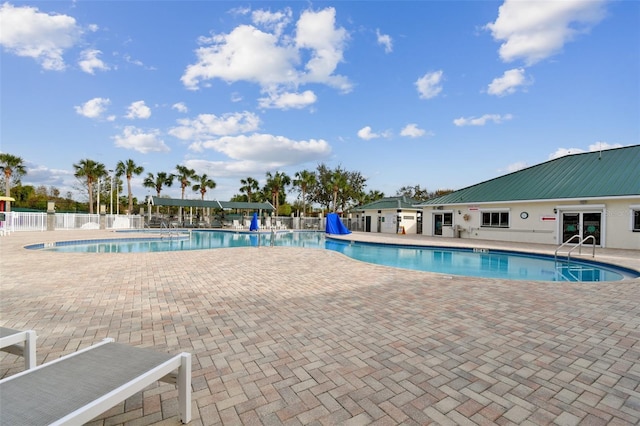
634 209 640 232
481 211 509 228
443 213 453 226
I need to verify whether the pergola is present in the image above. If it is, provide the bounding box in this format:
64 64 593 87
150 197 274 212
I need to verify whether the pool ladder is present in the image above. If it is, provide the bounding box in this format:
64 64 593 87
554 235 596 281
160 221 181 239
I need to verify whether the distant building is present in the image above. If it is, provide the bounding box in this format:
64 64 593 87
417 145 640 250
357 196 421 234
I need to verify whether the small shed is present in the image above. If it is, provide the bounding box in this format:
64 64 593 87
356 196 421 234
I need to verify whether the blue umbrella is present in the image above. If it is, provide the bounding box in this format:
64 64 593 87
249 212 259 231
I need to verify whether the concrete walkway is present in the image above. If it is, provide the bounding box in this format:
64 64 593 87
1 230 639 425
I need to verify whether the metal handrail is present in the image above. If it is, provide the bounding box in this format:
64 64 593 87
567 235 596 260
555 234 596 263
554 234 581 262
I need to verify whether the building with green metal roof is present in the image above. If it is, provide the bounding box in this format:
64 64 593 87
356 196 421 234
416 145 640 249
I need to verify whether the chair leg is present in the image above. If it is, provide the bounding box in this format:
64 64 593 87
178 353 192 423
24 330 37 369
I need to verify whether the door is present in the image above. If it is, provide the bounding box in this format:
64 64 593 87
365 216 371 232
561 212 602 245
434 214 443 236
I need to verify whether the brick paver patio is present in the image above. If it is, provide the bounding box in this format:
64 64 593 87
1 230 639 425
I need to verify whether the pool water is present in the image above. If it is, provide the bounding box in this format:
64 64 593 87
30 230 637 282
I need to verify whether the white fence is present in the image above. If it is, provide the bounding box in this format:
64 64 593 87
0 212 144 233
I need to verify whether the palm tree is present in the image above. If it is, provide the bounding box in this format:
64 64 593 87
329 170 348 213
116 159 144 214
192 173 216 200
143 172 174 214
73 158 107 214
239 177 260 202
0 153 26 212
175 165 196 221
293 169 316 216
175 165 196 199
264 171 291 214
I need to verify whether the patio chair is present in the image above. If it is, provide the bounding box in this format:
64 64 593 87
0 338 191 425
0 327 36 370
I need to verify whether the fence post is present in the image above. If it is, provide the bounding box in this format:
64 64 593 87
99 205 106 229
47 201 55 231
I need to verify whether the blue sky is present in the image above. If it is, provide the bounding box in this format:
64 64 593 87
1 0 638 203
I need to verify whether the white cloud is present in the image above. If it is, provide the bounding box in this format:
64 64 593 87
400 124 427 138
78 49 109 74
548 142 624 159
191 133 331 166
181 7 351 107
0 3 83 71
113 126 169 153
169 111 261 140
453 113 513 127
487 68 531 96
251 7 292 37
74 97 111 119
485 0 607 65
125 100 151 119
505 161 528 173
357 126 379 140
376 29 392 53
415 70 444 99
295 8 350 90
258 90 317 109
172 102 188 113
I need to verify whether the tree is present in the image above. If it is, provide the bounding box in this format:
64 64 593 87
175 165 196 199
175 165 195 220
192 173 216 200
264 171 290 214
239 177 260 203
143 172 174 214
293 170 316 216
329 170 348 213
395 185 430 202
361 190 385 206
0 153 26 212
308 164 368 212
116 159 144 214
73 158 106 214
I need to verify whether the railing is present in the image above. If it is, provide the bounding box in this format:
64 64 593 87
0 212 144 233
554 234 596 263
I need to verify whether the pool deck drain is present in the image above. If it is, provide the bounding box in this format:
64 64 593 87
1 230 639 425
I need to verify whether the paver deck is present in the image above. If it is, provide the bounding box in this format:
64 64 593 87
1 230 639 425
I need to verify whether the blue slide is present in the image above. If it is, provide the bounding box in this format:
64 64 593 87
325 213 351 235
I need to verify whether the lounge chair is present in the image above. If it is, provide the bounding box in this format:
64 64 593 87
0 338 191 425
0 327 36 370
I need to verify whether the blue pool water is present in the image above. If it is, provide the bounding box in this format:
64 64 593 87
28 230 638 282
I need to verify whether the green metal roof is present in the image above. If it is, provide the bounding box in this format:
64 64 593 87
151 197 274 210
357 196 420 211
420 145 640 205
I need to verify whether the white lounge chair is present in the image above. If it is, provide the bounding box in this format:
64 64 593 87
0 338 191 425
0 327 36 370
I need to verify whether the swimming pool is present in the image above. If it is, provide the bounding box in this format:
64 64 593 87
27 230 638 282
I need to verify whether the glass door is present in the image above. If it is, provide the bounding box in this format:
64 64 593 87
561 212 602 245
434 214 443 236
562 213 580 243
582 212 601 245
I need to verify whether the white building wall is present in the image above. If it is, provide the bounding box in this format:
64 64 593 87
362 209 419 234
422 198 640 250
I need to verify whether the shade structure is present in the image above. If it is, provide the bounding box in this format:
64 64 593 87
325 213 351 235
250 212 259 231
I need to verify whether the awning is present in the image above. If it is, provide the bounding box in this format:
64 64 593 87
151 197 274 211
0 196 15 202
